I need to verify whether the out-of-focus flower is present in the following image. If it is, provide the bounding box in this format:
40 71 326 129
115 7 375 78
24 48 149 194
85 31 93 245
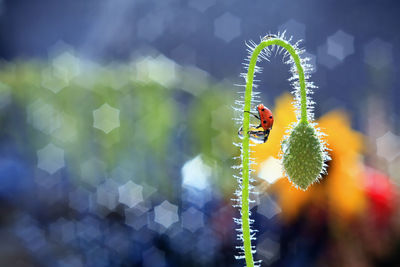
318 110 366 221
364 167 396 226
252 93 366 222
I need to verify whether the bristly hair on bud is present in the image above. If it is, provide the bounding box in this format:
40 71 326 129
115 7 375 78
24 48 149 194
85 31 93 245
233 31 330 267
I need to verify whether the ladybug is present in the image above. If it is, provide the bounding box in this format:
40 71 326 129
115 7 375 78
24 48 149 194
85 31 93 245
255 104 274 131
238 104 274 143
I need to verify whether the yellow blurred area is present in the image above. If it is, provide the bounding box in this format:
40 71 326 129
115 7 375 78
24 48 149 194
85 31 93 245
252 93 367 222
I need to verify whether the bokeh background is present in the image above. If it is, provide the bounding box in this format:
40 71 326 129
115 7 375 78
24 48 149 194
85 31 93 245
0 0 400 266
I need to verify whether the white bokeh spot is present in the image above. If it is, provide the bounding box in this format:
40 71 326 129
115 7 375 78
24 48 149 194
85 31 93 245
41 67 69 94
214 12 241 42
27 99 62 135
181 207 204 233
317 43 340 69
37 143 65 174
154 200 179 229
135 55 178 88
258 156 283 184
376 131 400 162
52 51 80 83
118 181 144 208
364 38 393 69
182 155 211 190
93 103 120 134
257 234 280 264
257 195 282 219
327 30 354 61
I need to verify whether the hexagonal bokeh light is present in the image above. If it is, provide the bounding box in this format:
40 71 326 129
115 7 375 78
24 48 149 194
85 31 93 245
27 99 62 135
317 43 341 69
181 207 205 233
258 156 283 184
256 195 282 219
214 12 241 42
154 200 179 229
37 143 65 174
326 30 354 61
182 155 211 190
376 131 400 162
257 234 280 264
118 181 144 208
93 103 120 134
364 38 393 69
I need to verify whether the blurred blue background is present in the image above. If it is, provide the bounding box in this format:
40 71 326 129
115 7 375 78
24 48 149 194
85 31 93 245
0 0 400 266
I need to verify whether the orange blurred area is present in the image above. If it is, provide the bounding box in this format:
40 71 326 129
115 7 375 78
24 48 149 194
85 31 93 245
253 93 395 224
250 93 400 266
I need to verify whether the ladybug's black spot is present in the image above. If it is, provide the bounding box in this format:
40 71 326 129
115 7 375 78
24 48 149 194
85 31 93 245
263 120 267 124
269 116 272 119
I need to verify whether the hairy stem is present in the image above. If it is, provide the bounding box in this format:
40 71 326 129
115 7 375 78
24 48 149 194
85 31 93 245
241 38 309 267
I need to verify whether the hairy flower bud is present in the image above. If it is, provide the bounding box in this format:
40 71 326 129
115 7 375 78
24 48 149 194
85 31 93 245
282 122 325 190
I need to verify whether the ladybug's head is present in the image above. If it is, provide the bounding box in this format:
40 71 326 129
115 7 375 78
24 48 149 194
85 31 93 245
257 104 266 113
257 104 272 116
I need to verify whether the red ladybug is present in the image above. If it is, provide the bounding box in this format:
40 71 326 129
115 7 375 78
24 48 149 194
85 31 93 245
238 104 274 143
256 104 274 132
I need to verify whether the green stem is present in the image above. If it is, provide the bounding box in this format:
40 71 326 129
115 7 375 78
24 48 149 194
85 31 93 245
241 38 309 267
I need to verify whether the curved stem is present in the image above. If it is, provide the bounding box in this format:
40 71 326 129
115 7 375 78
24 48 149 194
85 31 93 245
241 38 309 267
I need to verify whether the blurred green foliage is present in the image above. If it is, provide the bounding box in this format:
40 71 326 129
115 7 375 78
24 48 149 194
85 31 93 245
0 53 239 198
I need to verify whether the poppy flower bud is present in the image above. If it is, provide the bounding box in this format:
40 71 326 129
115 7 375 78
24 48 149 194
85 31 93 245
282 122 325 190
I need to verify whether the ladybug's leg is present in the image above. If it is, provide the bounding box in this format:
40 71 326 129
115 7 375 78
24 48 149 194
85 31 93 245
239 126 261 136
239 126 263 136
244 110 260 120
263 129 271 143
248 124 263 135
248 130 260 135
248 129 265 137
